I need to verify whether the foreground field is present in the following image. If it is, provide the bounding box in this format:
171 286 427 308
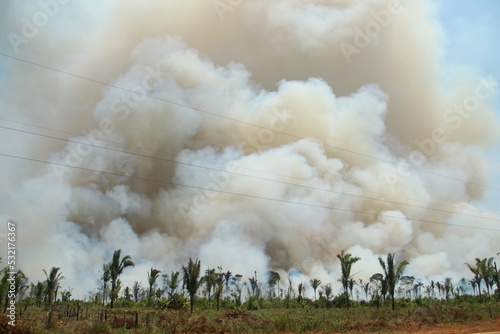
388 318 500 334
2 302 499 333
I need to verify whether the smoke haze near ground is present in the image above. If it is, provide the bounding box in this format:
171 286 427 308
0 0 499 298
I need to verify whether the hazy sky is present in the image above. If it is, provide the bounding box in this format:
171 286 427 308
436 0 500 212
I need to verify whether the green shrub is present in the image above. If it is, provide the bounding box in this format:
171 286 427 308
332 294 349 308
166 293 189 310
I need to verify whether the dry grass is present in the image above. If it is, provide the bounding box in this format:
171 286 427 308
1 302 498 333
0 315 34 334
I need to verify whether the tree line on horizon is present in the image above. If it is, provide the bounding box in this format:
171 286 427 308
1 250 499 313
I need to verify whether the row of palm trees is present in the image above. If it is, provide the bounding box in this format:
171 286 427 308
465 256 500 302
0 261 63 310
0 261 27 312
0 251 134 312
335 251 408 310
0 255 426 311
101 251 409 312
2 251 499 314
73 250 406 312
98 251 498 312
99 249 135 309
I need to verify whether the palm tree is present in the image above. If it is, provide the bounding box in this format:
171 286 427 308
477 257 495 298
223 270 232 295
2 269 28 312
42 267 64 308
310 278 321 300
32 281 46 307
322 283 333 300
231 274 244 305
114 279 123 305
443 277 453 300
60 289 72 302
358 279 371 301
249 271 259 297
297 282 304 302
123 286 132 301
424 284 432 298
182 257 203 313
466 259 483 301
155 288 164 300
428 280 435 298
148 268 161 298
348 278 356 300
213 271 225 311
101 263 110 305
109 249 135 308
132 281 141 302
204 268 217 301
436 281 443 298
414 281 424 299
370 273 384 299
17 271 29 301
0 267 9 309
469 278 477 296
268 271 281 299
337 250 360 307
493 261 500 300
362 281 371 301
165 271 180 297
286 277 294 298
378 253 409 310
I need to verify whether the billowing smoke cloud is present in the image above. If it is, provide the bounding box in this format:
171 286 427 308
0 0 499 298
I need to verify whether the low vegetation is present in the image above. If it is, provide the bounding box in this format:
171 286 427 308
1 250 499 333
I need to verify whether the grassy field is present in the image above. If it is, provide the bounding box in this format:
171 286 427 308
2 299 499 333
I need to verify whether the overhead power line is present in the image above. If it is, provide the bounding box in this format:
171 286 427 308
0 51 499 193
0 116 465 211
1 123 499 224
1 152 499 232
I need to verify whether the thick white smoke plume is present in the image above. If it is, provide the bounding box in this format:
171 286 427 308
0 0 499 298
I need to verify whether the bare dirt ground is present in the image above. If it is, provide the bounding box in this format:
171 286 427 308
392 319 500 334
381 318 500 334
278 317 500 334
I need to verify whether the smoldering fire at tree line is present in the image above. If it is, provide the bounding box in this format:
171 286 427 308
0 0 499 299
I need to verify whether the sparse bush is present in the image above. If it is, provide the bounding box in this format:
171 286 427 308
112 299 135 308
80 321 112 334
332 294 349 308
0 315 33 334
244 295 260 310
163 293 189 310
